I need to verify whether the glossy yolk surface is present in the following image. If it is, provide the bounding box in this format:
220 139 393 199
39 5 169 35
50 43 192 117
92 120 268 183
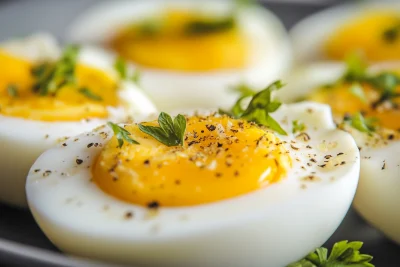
324 12 400 61
93 116 291 207
309 83 400 131
109 10 249 71
0 51 119 121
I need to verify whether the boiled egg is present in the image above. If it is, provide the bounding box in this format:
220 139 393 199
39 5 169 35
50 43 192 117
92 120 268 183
280 61 400 245
290 2 400 64
0 33 157 207
26 103 359 267
66 0 291 111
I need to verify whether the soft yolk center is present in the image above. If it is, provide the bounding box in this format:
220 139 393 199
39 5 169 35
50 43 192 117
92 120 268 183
109 10 249 71
0 50 119 121
93 116 291 207
324 11 400 61
309 83 400 131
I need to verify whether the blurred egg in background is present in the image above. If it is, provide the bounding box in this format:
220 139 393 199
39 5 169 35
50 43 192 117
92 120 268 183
67 0 292 111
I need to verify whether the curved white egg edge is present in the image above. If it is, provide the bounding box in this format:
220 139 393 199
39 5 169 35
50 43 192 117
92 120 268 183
0 40 157 207
66 0 292 110
289 1 400 64
26 102 360 241
280 61 400 244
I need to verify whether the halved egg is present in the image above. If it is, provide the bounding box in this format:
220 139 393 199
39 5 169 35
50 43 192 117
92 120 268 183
26 103 359 267
280 61 400 245
66 0 291 111
0 33 157 207
290 2 400 64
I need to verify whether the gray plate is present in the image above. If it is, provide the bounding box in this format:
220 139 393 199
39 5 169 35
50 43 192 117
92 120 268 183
0 0 399 266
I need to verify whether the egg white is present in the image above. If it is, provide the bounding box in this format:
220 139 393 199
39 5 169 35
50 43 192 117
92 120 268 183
66 0 292 111
280 62 400 245
26 102 359 267
290 1 400 64
0 34 157 207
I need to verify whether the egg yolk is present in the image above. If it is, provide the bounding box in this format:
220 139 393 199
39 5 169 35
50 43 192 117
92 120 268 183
109 10 249 71
93 116 291 207
309 83 400 131
324 11 400 61
0 50 119 121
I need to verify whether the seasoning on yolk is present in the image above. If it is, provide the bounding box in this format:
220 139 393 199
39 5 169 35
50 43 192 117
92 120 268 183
109 10 249 72
0 50 119 121
324 11 400 61
93 116 291 207
308 83 400 131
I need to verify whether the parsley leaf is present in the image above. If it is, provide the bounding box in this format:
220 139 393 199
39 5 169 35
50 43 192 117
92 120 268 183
349 83 367 103
230 83 257 98
221 80 287 135
114 57 141 84
107 122 140 148
7 84 18 98
78 88 103 101
342 53 368 83
382 22 400 43
287 240 374 267
138 112 186 147
339 54 400 107
32 45 80 96
114 57 128 80
184 16 235 36
344 112 377 134
292 120 306 134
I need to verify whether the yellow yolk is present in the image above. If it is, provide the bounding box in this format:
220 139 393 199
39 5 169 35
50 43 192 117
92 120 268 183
324 12 400 61
309 83 400 131
93 116 291 207
109 10 249 71
0 50 119 121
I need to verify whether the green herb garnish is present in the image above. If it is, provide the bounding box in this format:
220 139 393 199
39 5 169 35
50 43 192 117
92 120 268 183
292 120 306 134
78 88 103 101
345 112 377 134
138 112 186 147
349 83 367 103
184 16 235 36
114 57 141 84
287 240 374 267
138 19 163 36
32 45 80 96
107 122 140 148
114 57 128 80
340 54 400 107
220 80 287 135
230 83 257 98
7 84 18 98
383 22 400 43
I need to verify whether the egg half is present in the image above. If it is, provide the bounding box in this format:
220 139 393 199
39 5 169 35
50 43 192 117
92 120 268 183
66 0 291 111
280 61 400 245
0 33 157 207
26 103 359 267
290 2 400 64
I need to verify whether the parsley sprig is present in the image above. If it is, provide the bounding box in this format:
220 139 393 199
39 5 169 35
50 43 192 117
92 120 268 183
287 240 374 267
107 122 140 148
138 112 186 147
32 45 80 96
220 80 287 135
341 54 400 107
344 112 377 135
114 57 141 84
78 87 103 101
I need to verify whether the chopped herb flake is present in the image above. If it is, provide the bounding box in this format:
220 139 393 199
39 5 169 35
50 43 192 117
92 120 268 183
107 122 140 148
